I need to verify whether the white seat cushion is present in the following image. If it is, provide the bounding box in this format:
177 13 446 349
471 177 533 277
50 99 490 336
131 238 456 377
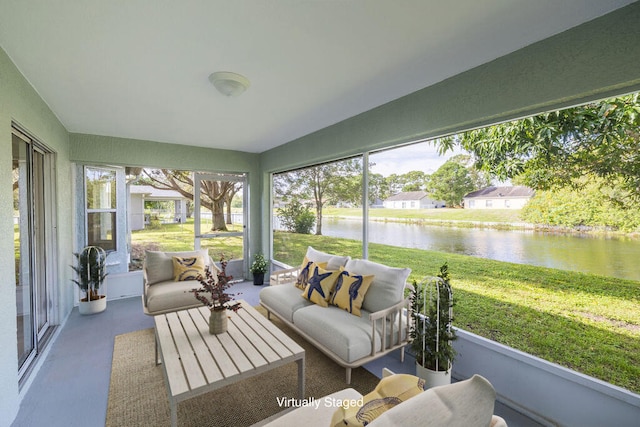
260 284 313 323
292 305 381 363
145 279 203 314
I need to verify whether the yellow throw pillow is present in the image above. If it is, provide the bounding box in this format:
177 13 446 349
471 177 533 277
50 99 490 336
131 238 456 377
300 263 341 307
330 269 374 317
331 374 425 427
295 257 328 290
172 256 206 282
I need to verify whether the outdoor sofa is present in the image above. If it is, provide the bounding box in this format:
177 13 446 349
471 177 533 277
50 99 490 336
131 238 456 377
260 246 412 383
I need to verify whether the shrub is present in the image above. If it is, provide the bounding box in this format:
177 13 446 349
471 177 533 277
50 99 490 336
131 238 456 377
278 200 315 234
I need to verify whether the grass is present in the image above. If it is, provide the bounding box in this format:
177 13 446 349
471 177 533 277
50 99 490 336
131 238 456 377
130 220 244 262
274 231 640 394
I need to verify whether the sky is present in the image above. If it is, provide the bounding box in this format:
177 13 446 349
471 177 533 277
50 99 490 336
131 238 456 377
369 140 465 177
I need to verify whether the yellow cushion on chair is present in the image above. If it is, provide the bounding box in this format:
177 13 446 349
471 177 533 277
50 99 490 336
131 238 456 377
172 255 206 281
331 374 425 427
300 263 340 306
330 268 374 317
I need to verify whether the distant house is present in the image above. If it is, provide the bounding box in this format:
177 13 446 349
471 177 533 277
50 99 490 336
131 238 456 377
463 186 534 209
383 191 445 209
128 185 189 230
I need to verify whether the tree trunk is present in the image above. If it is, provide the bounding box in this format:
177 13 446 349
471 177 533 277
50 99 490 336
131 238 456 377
226 198 232 224
315 203 323 235
212 198 227 231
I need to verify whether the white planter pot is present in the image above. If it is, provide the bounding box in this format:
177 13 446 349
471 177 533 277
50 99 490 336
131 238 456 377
416 362 452 389
78 296 107 315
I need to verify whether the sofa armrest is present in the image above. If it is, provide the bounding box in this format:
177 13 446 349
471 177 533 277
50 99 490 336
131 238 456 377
368 296 412 357
269 266 300 285
142 262 150 307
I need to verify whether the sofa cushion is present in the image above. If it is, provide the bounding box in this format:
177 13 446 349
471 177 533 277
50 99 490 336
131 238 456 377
330 269 374 317
145 249 210 285
344 259 411 313
331 374 425 427
145 279 203 314
292 305 382 363
305 246 351 271
172 255 206 281
260 283 314 323
300 264 341 307
369 374 497 427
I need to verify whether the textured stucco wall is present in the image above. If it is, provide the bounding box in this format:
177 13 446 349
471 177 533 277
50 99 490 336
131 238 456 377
0 46 73 427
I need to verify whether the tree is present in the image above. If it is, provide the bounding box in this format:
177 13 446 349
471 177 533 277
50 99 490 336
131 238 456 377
141 169 234 231
427 159 476 207
436 93 640 198
401 170 427 191
368 172 389 205
385 173 405 195
521 177 640 231
384 171 427 194
277 199 316 234
274 159 362 235
223 182 242 225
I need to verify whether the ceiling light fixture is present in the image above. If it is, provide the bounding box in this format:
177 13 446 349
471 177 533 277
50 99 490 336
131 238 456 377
208 71 250 97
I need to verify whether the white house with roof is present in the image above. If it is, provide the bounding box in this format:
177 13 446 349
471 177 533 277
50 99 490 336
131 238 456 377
128 184 189 230
463 186 534 209
383 191 445 209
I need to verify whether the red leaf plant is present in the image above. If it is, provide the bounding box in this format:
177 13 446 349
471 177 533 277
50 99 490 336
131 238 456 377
190 255 242 312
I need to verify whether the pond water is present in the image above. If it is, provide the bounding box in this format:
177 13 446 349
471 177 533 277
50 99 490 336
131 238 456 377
321 217 640 281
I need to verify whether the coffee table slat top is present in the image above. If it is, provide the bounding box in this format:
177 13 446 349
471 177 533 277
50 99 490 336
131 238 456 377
190 309 240 378
237 307 297 360
176 310 224 383
154 300 305 402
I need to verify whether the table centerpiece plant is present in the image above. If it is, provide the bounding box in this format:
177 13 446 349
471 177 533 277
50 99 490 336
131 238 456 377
190 255 241 334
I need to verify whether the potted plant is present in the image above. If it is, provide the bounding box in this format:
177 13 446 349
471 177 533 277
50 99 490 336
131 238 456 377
410 262 457 388
249 253 268 286
190 255 241 334
71 246 108 315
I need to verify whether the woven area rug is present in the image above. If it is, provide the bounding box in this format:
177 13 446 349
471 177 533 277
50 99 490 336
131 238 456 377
106 306 380 426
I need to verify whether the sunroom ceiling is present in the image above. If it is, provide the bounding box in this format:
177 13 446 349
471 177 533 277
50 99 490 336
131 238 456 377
0 1 634 153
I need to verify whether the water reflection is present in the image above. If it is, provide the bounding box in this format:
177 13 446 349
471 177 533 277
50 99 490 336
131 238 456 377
322 218 640 281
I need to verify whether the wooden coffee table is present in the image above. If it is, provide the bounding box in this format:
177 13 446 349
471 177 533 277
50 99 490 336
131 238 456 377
154 301 305 427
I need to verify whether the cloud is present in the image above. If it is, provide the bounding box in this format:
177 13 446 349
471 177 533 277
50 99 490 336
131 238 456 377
370 141 465 176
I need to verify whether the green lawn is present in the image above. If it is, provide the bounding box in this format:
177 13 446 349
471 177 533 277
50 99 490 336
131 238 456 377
130 220 244 266
274 231 640 394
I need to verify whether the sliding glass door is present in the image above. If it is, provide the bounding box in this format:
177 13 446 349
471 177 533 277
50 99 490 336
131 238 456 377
12 126 56 380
